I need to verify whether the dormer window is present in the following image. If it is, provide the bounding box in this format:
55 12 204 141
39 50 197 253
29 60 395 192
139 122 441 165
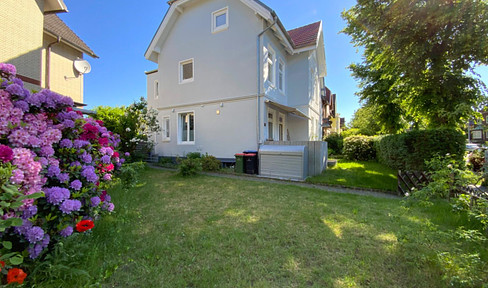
212 7 228 33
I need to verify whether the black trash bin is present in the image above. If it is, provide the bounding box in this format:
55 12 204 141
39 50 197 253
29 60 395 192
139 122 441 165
243 150 258 175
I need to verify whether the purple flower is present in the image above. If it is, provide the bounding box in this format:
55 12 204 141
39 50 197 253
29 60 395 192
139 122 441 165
40 146 55 157
73 140 90 149
101 155 111 164
124 152 130 157
0 144 13 162
0 63 17 75
80 152 92 164
15 219 32 235
6 83 25 97
120 158 126 164
28 244 43 259
14 100 29 112
44 187 70 205
47 165 61 177
10 169 24 184
26 226 44 243
22 205 38 219
28 136 41 147
70 161 81 167
59 139 73 148
70 180 82 190
103 202 115 212
60 226 73 237
59 199 82 214
81 166 98 183
103 173 112 181
57 173 69 182
90 196 101 207
62 119 75 129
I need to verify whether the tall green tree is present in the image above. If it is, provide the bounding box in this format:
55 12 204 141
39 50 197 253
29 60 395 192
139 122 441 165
343 0 488 129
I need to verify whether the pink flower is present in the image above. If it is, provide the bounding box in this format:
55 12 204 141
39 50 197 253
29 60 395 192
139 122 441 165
0 144 13 162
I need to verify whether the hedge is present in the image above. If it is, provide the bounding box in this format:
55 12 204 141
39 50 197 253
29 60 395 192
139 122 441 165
343 136 376 161
375 129 465 171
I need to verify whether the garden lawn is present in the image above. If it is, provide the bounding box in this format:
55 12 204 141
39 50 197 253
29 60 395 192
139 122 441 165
30 168 488 287
307 159 397 192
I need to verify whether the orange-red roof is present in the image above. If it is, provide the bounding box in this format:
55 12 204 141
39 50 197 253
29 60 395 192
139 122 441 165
287 21 321 49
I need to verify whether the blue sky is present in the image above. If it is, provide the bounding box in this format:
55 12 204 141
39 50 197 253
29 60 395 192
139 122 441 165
60 0 486 123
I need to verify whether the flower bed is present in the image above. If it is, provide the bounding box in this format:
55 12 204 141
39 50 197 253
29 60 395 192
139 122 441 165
0 63 123 284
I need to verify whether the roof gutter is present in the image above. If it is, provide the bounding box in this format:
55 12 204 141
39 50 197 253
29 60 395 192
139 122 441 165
46 36 61 89
257 16 277 145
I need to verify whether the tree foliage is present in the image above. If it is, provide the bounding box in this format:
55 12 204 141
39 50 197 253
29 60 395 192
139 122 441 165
349 104 405 135
343 0 488 129
93 97 160 156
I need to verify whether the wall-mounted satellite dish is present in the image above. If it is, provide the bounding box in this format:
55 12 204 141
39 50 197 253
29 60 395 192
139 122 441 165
73 59 91 75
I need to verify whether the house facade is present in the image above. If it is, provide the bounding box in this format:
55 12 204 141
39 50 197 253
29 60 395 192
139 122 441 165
146 0 326 160
0 0 98 104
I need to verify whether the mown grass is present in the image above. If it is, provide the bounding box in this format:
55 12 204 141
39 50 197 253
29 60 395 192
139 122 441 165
307 159 397 192
29 168 487 287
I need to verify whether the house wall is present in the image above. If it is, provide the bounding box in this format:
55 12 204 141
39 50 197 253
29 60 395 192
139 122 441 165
0 0 44 87
42 34 84 103
148 0 264 159
262 29 288 105
153 98 258 159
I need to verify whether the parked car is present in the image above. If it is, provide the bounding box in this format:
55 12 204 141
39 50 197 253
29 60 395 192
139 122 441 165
466 143 481 152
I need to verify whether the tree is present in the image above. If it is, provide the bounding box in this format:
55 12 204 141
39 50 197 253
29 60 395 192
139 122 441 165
93 98 160 157
350 104 388 135
343 0 488 129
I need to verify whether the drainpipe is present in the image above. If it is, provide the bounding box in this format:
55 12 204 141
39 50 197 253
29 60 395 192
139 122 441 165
46 36 61 89
257 16 277 146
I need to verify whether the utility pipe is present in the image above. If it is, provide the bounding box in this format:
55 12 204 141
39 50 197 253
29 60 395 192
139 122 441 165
256 16 277 146
46 36 61 89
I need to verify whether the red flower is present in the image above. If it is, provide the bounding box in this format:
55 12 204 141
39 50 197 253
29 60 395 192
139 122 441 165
7 268 27 284
98 137 109 146
106 163 114 172
96 120 104 126
76 220 94 232
113 151 120 158
0 260 5 272
100 190 107 202
66 107 73 112
0 145 13 162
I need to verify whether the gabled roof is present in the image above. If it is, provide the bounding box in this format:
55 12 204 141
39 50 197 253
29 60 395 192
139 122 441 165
44 0 68 14
44 14 98 58
145 0 324 62
288 21 321 49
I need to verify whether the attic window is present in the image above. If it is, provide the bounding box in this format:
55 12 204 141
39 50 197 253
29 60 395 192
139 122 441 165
179 59 194 84
212 7 228 33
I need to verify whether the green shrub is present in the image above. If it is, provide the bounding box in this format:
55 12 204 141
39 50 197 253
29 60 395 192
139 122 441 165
343 136 376 161
201 154 221 171
178 158 202 176
186 152 202 159
467 150 485 172
119 162 147 188
376 129 465 171
158 157 178 169
324 133 344 155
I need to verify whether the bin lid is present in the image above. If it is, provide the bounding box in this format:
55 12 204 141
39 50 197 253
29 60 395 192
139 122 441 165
235 153 245 156
245 153 256 156
243 150 258 154
259 145 306 155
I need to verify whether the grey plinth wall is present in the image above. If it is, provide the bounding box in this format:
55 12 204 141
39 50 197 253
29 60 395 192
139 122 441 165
263 141 328 177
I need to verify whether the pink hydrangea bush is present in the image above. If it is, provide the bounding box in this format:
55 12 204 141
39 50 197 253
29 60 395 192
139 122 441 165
0 63 124 281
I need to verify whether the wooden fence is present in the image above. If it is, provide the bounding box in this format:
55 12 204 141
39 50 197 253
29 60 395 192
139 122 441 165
397 170 430 196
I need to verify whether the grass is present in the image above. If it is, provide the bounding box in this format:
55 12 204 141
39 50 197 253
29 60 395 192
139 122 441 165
29 168 488 287
307 159 397 192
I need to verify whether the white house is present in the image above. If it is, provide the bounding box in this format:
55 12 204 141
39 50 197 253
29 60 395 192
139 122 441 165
145 0 326 161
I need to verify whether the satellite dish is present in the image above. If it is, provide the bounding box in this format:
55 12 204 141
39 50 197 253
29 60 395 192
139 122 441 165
73 59 91 75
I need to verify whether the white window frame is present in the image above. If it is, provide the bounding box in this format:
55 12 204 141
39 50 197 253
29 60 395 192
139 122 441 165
266 46 275 86
212 7 229 34
179 58 194 84
162 116 170 142
278 59 285 93
267 111 274 141
154 80 159 99
178 111 195 145
278 113 285 141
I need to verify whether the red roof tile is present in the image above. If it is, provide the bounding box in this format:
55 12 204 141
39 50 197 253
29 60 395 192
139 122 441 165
287 21 321 49
44 14 98 58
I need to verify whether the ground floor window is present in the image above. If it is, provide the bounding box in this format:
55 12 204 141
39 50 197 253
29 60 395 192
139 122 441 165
178 112 194 144
279 115 284 141
162 116 170 141
268 112 274 141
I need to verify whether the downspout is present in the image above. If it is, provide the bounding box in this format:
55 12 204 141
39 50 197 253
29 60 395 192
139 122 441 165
257 16 277 146
46 36 61 89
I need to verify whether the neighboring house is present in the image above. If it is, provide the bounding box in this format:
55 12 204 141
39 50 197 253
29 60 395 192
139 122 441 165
145 0 326 160
468 111 488 144
321 84 344 137
0 0 98 105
